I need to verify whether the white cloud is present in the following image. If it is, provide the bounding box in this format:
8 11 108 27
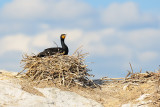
101 2 154 26
0 34 31 55
1 0 91 20
50 0 91 19
39 24 50 30
109 45 132 57
1 0 46 19
0 1 159 36
138 52 158 62
32 34 50 48
101 2 138 26
125 28 160 48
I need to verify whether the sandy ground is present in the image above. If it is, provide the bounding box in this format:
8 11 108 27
0 70 160 107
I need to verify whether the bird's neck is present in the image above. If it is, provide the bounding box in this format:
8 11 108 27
61 38 69 55
61 39 68 49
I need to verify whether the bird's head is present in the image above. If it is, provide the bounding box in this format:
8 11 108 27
61 34 66 39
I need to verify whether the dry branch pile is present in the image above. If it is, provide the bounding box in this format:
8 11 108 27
19 51 98 88
123 63 160 83
125 70 160 83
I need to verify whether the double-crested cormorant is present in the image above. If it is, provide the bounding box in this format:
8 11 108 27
37 34 69 57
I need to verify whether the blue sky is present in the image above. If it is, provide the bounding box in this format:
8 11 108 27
0 0 160 78
84 0 160 10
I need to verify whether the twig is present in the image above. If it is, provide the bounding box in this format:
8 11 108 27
53 41 59 48
102 77 124 80
125 70 131 79
72 45 83 55
129 62 134 74
140 68 142 73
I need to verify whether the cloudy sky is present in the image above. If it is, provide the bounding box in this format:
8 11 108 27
0 0 160 78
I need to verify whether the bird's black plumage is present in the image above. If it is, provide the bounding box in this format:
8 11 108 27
37 34 69 57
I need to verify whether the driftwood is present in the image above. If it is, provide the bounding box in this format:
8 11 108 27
101 77 124 81
18 50 99 88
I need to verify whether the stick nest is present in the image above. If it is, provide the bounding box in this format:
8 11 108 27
19 50 98 88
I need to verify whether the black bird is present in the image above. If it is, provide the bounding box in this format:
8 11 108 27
37 34 69 57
